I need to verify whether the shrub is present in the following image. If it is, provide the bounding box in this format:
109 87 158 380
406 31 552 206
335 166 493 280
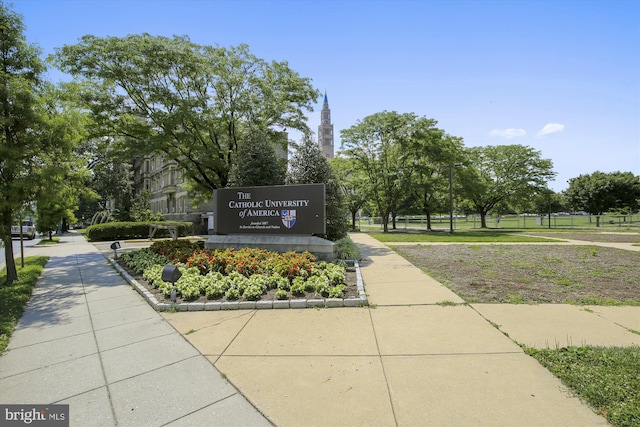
335 236 361 260
290 282 305 296
328 284 346 298
86 221 193 241
120 248 169 274
225 287 240 300
243 284 264 301
151 240 203 263
205 283 224 300
268 273 289 290
275 289 288 300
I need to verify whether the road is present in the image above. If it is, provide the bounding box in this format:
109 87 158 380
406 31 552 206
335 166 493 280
0 237 41 271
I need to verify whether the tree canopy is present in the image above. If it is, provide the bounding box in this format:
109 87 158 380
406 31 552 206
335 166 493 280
340 111 421 232
564 171 640 219
52 35 319 198
1 4 87 282
287 135 348 241
458 145 556 228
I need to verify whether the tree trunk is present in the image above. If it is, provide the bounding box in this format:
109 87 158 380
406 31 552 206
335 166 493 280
351 211 357 230
2 210 18 284
423 207 433 231
381 214 389 232
480 212 488 228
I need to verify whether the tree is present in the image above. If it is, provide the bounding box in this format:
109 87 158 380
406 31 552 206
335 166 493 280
0 4 49 283
52 36 318 199
564 171 640 226
287 135 348 241
34 80 93 234
330 156 369 230
227 131 286 187
405 127 465 231
532 189 565 229
340 111 417 232
458 145 556 228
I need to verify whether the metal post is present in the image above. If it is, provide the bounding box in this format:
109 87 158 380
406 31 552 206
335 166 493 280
449 164 454 234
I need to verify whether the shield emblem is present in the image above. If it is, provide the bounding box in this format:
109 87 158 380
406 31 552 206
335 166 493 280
281 210 296 229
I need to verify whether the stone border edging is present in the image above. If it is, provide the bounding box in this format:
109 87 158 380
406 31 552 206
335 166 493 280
108 258 368 311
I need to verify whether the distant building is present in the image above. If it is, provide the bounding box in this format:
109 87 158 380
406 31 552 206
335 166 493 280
131 132 289 234
318 92 334 159
132 154 214 233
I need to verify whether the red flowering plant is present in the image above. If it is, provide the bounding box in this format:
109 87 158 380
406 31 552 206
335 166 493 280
150 240 203 263
268 251 316 283
186 248 226 275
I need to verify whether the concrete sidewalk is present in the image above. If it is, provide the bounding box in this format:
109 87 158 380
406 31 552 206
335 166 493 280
2 232 638 426
163 233 638 426
0 232 271 427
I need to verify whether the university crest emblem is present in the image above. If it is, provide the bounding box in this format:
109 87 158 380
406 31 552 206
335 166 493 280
281 210 296 229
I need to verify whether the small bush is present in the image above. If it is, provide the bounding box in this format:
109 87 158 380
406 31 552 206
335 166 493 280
336 236 361 260
290 282 305 296
86 221 193 241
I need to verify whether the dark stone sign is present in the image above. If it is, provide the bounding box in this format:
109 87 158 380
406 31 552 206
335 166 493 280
214 184 326 235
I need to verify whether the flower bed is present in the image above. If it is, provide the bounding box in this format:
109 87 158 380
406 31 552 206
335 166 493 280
116 240 364 309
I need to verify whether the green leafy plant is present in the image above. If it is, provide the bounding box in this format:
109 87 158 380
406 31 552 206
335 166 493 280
124 246 350 303
328 284 346 298
290 283 305 296
275 289 288 300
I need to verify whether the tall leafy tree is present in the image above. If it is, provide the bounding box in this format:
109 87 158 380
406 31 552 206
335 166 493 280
52 35 318 198
341 111 416 232
227 131 286 187
330 156 369 230
0 4 47 282
34 83 93 237
459 145 555 228
287 135 348 241
0 5 86 282
564 171 640 226
404 124 465 231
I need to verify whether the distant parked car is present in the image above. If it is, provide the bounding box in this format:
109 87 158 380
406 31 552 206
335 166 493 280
11 220 36 239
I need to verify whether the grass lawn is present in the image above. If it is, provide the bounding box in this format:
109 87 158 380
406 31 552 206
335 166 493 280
526 346 640 427
370 230 562 243
36 237 60 245
0 256 49 354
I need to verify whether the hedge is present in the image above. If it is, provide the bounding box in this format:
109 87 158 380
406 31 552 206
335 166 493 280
85 221 194 241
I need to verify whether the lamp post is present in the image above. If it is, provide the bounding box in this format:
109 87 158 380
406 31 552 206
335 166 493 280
442 164 463 233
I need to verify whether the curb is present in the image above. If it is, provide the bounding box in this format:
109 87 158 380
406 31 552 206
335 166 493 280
108 258 368 311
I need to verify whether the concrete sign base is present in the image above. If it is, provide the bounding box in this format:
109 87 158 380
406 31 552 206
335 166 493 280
205 234 337 261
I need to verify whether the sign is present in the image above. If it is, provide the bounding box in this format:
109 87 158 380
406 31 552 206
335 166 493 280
214 184 326 235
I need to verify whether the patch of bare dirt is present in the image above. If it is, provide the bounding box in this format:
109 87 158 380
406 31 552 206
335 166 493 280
394 244 640 304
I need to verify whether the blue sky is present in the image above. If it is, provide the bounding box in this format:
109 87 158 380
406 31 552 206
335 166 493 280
13 0 640 192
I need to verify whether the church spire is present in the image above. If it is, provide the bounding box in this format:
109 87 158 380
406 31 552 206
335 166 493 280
318 91 334 159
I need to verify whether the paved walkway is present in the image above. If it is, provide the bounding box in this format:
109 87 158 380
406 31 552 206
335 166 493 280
0 233 271 426
1 232 639 426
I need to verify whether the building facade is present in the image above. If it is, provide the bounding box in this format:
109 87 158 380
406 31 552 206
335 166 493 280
318 92 334 159
132 154 214 233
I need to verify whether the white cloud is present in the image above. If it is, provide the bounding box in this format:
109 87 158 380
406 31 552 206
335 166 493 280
537 123 565 137
489 128 527 139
